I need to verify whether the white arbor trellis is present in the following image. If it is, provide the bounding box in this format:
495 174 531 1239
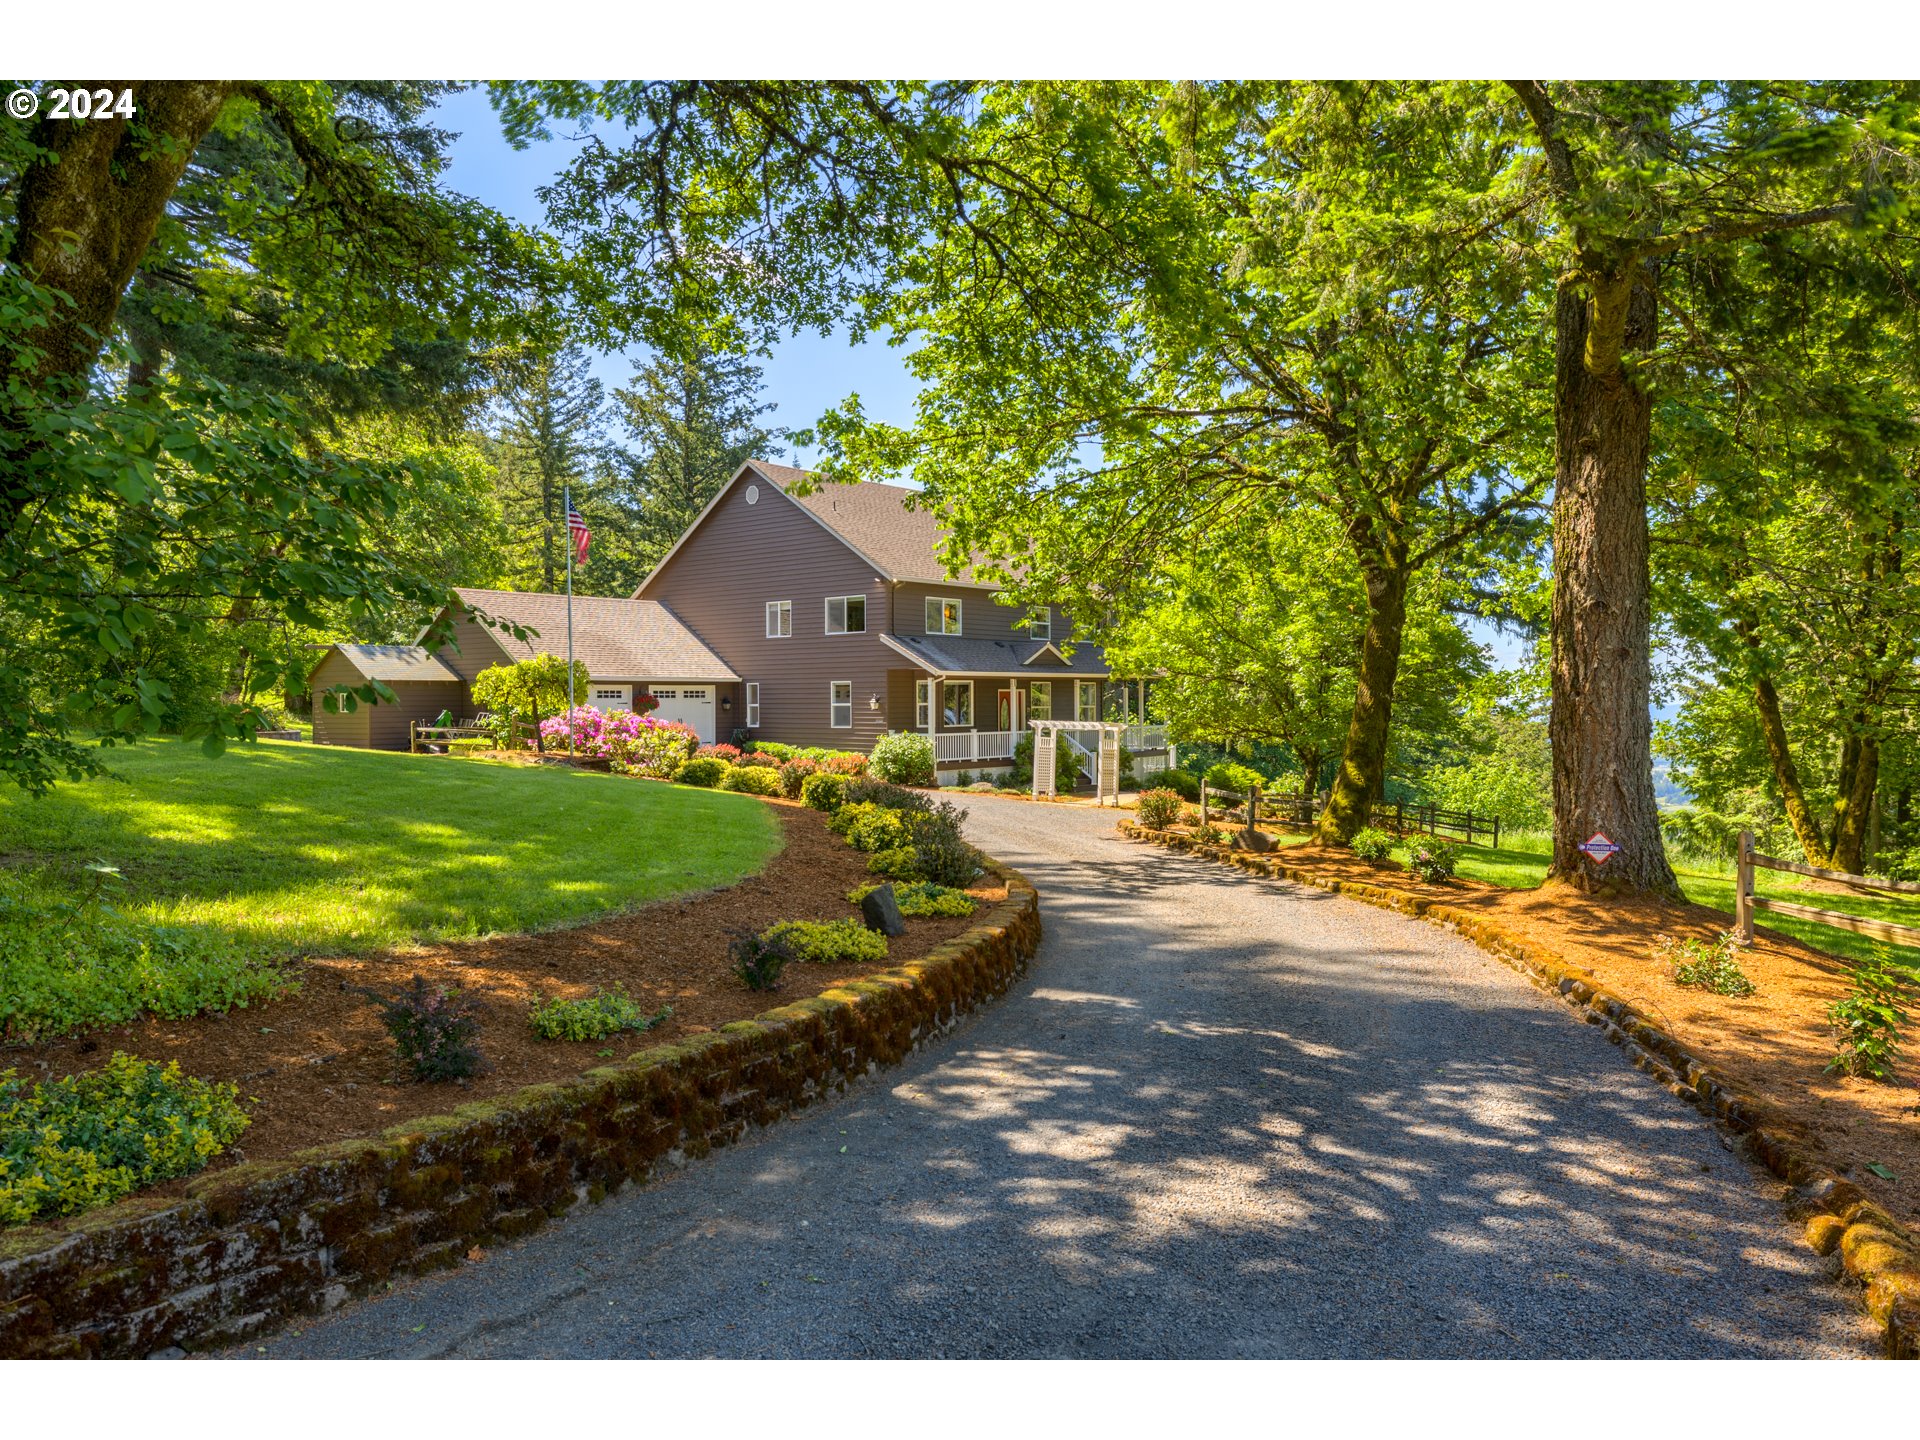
1029 720 1132 805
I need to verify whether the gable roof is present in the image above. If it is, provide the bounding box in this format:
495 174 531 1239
311 643 462 685
879 633 1109 678
634 459 991 596
450 588 739 683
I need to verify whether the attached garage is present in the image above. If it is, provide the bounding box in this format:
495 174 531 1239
644 684 718 742
308 644 467 750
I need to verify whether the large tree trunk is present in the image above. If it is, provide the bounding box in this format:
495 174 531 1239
1315 560 1408 844
1829 727 1879 876
1546 272 1680 897
1748 668 1832 865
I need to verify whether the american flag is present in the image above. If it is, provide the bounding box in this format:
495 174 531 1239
566 503 591 564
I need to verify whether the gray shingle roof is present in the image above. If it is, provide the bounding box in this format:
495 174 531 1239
752 460 988 585
327 644 463 684
880 633 1109 677
452 588 739 682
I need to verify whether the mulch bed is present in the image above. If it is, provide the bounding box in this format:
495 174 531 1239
7 798 1004 1203
1169 825 1920 1233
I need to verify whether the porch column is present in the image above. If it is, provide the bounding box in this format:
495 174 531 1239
1009 675 1017 759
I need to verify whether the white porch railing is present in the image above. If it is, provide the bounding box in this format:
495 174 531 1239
935 729 1017 763
1121 723 1169 752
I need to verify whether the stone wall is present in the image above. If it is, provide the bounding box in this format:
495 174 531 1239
0 866 1040 1358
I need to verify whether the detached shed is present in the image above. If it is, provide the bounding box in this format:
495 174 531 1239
308 644 466 750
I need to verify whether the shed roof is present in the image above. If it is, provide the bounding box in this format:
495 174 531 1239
451 588 739 682
314 644 463 685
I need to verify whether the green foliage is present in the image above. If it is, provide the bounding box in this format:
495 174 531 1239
718 763 781 796
1134 788 1182 829
1826 951 1912 1082
1011 730 1083 791
351 976 484 1082
526 989 671 1043
0 1053 250 1226
868 731 937 787
830 802 917 854
843 777 935 812
761 918 889 965
846 881 977 918
867 847 921 879
471 655 593 736
752 742 798 761
1418 710 1551 832
1193 825 1227 847
908 804 984 888
1349 828 1395 863
448 738 492 755
1159 769 1201 802
729 929 796 991
673 756 731 788
1204 762 1266 795
1657 932 1757 998
776 757 817 798
1405 838 1461 883
801 772 850 812
0 869 292 1042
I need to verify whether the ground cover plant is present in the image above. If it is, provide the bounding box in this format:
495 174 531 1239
0 1054 249 1225
1405 838 1461 883
1348 827 1394 863
730 928 798 991
1826 951 1912 1081
527 989 672 1042
0 742 781 985
1658 931 1757 998
760 918 889 965
847 881 977 918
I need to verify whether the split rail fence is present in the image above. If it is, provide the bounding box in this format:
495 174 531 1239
1734 828 1920 950
1202 784 1501 849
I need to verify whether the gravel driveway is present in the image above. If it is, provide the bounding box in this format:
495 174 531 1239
243 795 1875 1359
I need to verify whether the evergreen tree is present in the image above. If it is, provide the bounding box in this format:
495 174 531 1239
493 345 605 592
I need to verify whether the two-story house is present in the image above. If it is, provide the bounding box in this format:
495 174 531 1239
309 459 1167 780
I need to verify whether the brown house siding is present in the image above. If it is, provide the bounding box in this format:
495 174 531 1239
308 650 370 748
643 475 895 751
438 607 518 683
307 654 467 752
891 583 1058 645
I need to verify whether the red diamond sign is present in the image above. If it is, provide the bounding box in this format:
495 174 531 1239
1578 831 1622 864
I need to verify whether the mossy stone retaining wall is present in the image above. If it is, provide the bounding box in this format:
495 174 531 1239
0 864 1040 1359
1124 823 1920 1360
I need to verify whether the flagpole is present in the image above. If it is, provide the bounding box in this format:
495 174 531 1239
564 484 576 757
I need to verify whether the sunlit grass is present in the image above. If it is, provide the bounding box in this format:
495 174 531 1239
0 739 783 961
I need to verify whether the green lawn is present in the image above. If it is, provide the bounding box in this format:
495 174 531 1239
0 739 782 958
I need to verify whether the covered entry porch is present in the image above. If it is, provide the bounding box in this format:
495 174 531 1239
882 662 1170 779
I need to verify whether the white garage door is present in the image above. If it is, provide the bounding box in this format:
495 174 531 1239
648 686 715 742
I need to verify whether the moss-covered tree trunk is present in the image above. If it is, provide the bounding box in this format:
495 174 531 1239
1545 271 1681 898
1749 668 1832 865
1315 558 1409 844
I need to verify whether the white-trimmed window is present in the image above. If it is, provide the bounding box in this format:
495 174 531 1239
830 680 853 729
745 682 760 727
1076 680 1099 722
765 600 792 638
925 595 963 635
1030 681 1053 721
915 679 932 729
825 594 867 634
1025 607 1051 640
942 680 973 727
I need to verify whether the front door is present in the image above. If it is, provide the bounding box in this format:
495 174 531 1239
997 687 1025 734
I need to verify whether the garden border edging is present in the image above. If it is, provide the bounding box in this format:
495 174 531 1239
1121 821 1920 1360
0 862 1041 1359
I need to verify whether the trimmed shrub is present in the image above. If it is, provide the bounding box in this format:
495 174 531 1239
869 731 937 787
695 743 744 762
1204 761 1266 794
673 756 732 788
1152 771 1198 806
819 752 869 776
729 929 797 991
527 990 672 1042
761 918 890 965
1349 827 1395 863
910 802 984 887
801 772 850 812
1404 838 1461 884
848 881 977 918
0 1054 250 1226
752 741 798 761
844 776 935 813
777 756 818 798
719 764 782 796
848 805 917 854
955 769 974 787
350 976 484 1082
737 752 780 769
867 846 921 879
1135 788 1182 829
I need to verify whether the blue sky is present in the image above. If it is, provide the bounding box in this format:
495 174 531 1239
434 87 1532 670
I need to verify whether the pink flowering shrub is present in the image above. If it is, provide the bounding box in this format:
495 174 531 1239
537 707 699 777
696 743 744 762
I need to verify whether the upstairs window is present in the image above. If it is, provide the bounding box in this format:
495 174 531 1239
925 596 963 635
825 595 867 634
765 600 792 638
1025 607 1052 640
830 680 853 729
